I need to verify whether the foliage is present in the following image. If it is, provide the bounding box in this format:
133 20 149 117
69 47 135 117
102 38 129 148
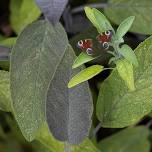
0 0 151 152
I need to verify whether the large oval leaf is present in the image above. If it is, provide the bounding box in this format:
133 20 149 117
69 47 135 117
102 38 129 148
35 0 68 24
46 46 93 144
96 35 152 128
98 127 150 152
36 123 100 152
10 0 41 34
10 20 68 141
105 0 152 34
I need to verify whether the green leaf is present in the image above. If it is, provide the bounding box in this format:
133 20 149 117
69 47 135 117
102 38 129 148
84 7 101 33
98 127 150 152
96 35 152 128
10 20 69 141
36 122 100 152
116 16 135 40
93 8 114 33
0 37 17 47
118 44 138 67
10 0 41 34
105 0 152 35
0 71 12 112
72 52 96 69
85 7 113 33
68 65 104 88
116 59 135 91
46 46 93 144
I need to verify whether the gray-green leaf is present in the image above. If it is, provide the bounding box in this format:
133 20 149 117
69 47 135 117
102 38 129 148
116 16 135 40
72 52 96 69
105 0 152 35
46 45 93 144
10 0 41 34
10 20 68 141
118 44 138 67
98 127 150 152
96 35 152 128
68 65 104 88
36 122 100 152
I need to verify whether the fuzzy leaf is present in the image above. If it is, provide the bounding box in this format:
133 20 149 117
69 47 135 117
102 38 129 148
72 52 96 69
46 45 93 144
116 59 135 91
96 36 152 128
35 0 68 24
36 122 100 152
68 65 104 88
0 71 12 112
119 44 138 67
10 0 41 33
10 20 68 141
105 0 152 35
98 127 150 152
116 16 135 40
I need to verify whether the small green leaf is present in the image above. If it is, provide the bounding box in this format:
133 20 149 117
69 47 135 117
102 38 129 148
0 71 12 112
0 37 17 47
98 126 150 152
72 52 96 69
10 0 41 34
68 65 104 88
84 7 101 33
119 44 138 67
84 7 113 33
116 59 135 91
116 16 135 40
93 8 114 33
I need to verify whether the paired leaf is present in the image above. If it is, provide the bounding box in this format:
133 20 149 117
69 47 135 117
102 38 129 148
0 71 12 112
47 46 93 144
98 127 150 152
116 59 135 91
105 0 152 34
10 20 68 141
118 44 138 67
116 16 135 40
35 0 68 24
96 35 152 128
68 65 104 88
10 0 41 33
72 52 96 69
84 7 113 33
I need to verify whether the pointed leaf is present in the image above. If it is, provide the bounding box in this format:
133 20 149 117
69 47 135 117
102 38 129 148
10 20 68 141
35 0 68 24
116 59 135 91
68 65 104 88
46 46 93 144
10 0 41 33
96 36 152 128
119 44 138 67
93 8 114 32
72 52 96 69
116 16 135 40
98 127 150 152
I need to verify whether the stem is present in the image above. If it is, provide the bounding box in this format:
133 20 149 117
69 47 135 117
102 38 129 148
92 123 102 138
65 142 70 152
